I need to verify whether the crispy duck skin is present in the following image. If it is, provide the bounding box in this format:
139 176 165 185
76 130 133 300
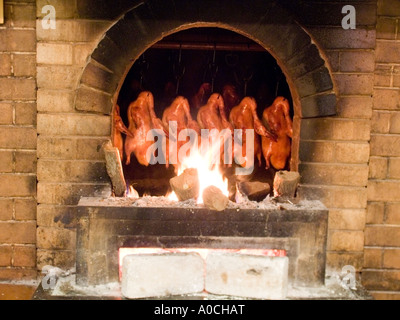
229 96 273 167
261 96 293 170
125 91 167 166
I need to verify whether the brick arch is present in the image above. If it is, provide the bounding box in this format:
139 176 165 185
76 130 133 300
75 0 336 120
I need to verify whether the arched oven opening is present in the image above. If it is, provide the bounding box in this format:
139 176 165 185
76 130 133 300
114 27 293 201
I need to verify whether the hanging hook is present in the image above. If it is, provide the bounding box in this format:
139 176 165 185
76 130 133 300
209 43 219 92
139 53 149 88
173 44 185 95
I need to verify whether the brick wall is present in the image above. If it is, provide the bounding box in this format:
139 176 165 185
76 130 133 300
362 0 400 300
0 0 37 280
35 1 112 270
1 0 399 299
290 1 376 275
33 0 375 280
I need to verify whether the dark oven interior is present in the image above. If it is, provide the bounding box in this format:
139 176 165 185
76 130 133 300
115 27 293 198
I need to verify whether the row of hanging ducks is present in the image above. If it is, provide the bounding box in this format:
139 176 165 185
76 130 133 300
114 83 293 171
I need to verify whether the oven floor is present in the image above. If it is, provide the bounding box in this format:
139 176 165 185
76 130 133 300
32 274 373 300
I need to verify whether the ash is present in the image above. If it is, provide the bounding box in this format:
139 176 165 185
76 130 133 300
81 194 327 211
46 274 371 300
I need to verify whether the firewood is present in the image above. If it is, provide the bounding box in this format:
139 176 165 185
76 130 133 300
169 168 199 201
203 186 229 211
103 140 127 197
273 171 300 198
237 181 271 202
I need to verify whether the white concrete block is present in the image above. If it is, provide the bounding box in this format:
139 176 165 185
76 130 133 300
121 253 204 299
205 252 288 299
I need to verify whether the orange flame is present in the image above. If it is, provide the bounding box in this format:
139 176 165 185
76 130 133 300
167 142 229 204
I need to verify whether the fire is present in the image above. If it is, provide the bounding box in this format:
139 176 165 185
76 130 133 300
167 140 229 204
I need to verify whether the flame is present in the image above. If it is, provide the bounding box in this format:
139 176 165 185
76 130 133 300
168 140 229 204
167 191 179 201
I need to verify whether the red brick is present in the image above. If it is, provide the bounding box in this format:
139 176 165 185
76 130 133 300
37 136 108 160
36 66 81 90
0 222 36 244
36 0 76 19
394 66 400 88
13 246 36 268
37 249 75 270
366 202 385 224
334 74 374 95
368 157 388 179
0 175 36 197
388 158 400 179
386 203 400 225
14 199 36 221
0 246 12 267
11 4 36 28
37 89 75 113
376 41 400 63
0 268 37 281
328 209 365 231
0 29 36 52
337 96 372 119
362 270 400 291
0 151 13 173
373 89 400 110
36 19 109 42
365 226 400 247
376 17 397 40
0 199 13 221
371 111 391 134
300 163 368 187
298 185 367 209
328 230 364 251
37 113 111 136
37 43 73 65
37 226 76 250
307 28 376 49
364 248 382 269
368 180 400 202
0 53 11 76
13 54 37 77
374 64 392 87
383 249 400 269
37 182 110 205
37 204 77 228
378 0 400 17
0 127 37 149
15 102 36 126
14 151 37 173
370 292 400 300
391 113 400 134
326 252 364 272
340 51 375 73
0 78 36 100
37 159 107 183
370 135 400 157
0 103 14 125
334 142 370 164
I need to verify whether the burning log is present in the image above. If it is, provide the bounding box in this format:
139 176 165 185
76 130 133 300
237 181 271 202
203 186 229 211
273 171 300 198
169 168 200 201
103 140 127 197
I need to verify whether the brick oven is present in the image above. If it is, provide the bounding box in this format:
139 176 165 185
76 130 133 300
0 0 400 300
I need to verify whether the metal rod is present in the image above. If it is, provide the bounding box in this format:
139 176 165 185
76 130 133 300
152 41 265 52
